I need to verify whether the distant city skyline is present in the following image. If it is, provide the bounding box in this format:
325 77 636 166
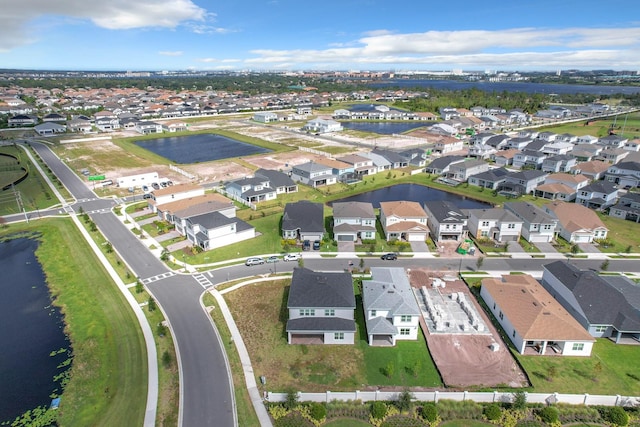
1 0 639 72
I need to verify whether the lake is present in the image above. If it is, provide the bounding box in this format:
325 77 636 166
330 183 491 209
340 121 432 135
0 238 70 423
134 133 272 164
370 79 640 95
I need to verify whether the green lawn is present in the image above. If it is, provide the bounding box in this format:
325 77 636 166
538 112 640 140
1 219 147 426
223 278 443 393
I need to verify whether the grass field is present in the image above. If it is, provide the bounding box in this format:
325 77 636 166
223 278 443 392
538 112 640 140
0 219 147 426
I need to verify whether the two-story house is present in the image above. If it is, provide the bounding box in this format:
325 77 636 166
445 159 489 183
290 161 337 187
225 175 277 204
184 208 255 250
465 208 522 243
362 267 421 346
575 181 619 210
286 268 356 345
379 201 429 242
512 150 547 170
500 170 548 196
534 173 589 202
254 168 298 195
148 183 205 212
336 154 377 177
541 155 577 173
282 201 324 242
467 167 509 190
423 200 468 242
609 192 640 223
332 201 377 242
504 202 558 243
604 161 640 189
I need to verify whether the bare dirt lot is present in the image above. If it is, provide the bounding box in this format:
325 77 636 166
408 269 529 388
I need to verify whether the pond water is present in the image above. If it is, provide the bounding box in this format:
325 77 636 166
0 238 70 423
134 133 272 164
340 121 431 135
330 183 491 209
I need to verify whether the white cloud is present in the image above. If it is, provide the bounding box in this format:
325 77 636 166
159 51 183 57
0 0 208 51
244 27 640 69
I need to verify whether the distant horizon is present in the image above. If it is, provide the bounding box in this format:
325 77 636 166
1 1 639 71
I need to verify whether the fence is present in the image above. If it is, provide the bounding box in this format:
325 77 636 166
298 146 333 158
169 164 197 180
59 136 112 144
266 390 639 407
217 188 257 210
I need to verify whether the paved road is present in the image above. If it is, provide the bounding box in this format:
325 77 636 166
29 142 236 427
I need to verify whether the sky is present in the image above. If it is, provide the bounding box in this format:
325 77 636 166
1 0 639 72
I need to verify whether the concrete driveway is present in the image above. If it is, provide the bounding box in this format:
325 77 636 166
533 241 558 253
410 241 430 253
578 242 601 253
338 241 355 252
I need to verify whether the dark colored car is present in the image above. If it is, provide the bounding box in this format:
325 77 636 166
313 240 321 250
302 240 311 251
381 252 398 260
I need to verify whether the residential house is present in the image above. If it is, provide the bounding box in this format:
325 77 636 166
361 151 392 173
34 122 66 136
544 201 608 243
575 181 619 210
225 175 277 204
608 192 640 223
371 148 409 169
423 200 468 242
556 133 578 144
282 201 325 242
598 148 629 164
433 138 464 154
425 156 465 175
623 139 640 152
506 136 533 151
290 161 337 187
162 120 188 132
541 155 577 173
42 113 66 123
571 160 610 181
467 167 509 190
155 193 233 227
379 201 429 242
604 161 640 189
534 173 589 201
332 201 377 242
598 135 627 149
512 150 547 170
445 159 489 183
541 261 640 344
537 131 558 142
255 168 298 194
253 111 278 123
8 114 38 127
576 135 599 145
149 183 205 211
465 208 522 243
363 267 421 346
485 134 511 150
336 154 377 177
500 170 548 195
492 149 519 167
302 118 343 133
480 274 594 356
316 158 353 181
94 116 120 132
286 268 356 345
134 121 163 134
504 202 558 243
467 142 497 160
184 208 255 251
542 142 573 156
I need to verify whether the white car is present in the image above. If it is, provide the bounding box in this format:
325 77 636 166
283 253 301 262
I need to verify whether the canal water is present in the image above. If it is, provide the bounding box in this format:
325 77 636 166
0 238 70 423
134 133 272 164
330 183 491 209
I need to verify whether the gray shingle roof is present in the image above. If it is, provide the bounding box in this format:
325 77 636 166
287 268 355 309
282 201 324 233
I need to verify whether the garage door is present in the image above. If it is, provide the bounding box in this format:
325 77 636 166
408 233 425 241
573 235 590 243
337 234 355 241
302 234 322 241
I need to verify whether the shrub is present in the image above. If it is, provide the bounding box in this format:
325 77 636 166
309 402 326 421
484 403 502 421
371 401 387 420
283 388 298 410
421 402 438 422
603 406 629 426
512 391 527 411
537 406 559 424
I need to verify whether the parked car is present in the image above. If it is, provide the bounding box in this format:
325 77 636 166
381 252 398 260
143 193 152 199
152 182 160 190
302 240 311 251
283 253 301 262
142 185 149 192
313 240 321 250
245 257 265 266
266 256 279 263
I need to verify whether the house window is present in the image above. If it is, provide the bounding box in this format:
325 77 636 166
334 332 344 340
499 311 504 320
400 328 411 336
324 309 335 317
299 309 315 317
482 221 490 227
508 223 515 229
512 330 516 338
400 315 412 322
370 310 376 317
481 231 489 237
572 343 584 351
594 325 607 333
544 224 553 230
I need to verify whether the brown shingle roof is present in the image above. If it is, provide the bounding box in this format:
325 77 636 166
544 201 607 233
380 201 427 218
482 275 594 341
